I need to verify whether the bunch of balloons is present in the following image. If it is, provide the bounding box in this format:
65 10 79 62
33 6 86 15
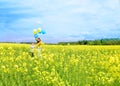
33 28 46 38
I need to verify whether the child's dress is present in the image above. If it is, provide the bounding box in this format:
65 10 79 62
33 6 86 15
36 41 43 57
30 44 35 57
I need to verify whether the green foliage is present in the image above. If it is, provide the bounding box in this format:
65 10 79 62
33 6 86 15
58 38 120 45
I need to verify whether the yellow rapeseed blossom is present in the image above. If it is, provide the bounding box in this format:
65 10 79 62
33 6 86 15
0 43 120 86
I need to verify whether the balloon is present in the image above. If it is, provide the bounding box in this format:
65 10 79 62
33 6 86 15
41 30 46 34
38 31 42 34
34 34 38 38
33 29 37 34
38 28 41 33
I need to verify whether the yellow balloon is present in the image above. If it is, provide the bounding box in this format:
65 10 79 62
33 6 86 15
33 29 37 34
38 28 41 33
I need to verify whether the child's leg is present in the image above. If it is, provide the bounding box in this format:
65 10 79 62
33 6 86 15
31 52 34 57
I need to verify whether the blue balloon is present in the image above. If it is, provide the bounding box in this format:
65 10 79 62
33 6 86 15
38 32 42 34
41 30 46 34
34 34 38 38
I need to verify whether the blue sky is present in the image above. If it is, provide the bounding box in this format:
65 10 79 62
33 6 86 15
0 0 120 43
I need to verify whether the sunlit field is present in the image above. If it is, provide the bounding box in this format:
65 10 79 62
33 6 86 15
0 43 120 86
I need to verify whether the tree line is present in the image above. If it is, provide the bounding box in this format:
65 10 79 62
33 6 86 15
58 38 120 45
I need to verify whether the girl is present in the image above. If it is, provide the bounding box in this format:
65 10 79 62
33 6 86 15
30 43 35 57
35 38 43 57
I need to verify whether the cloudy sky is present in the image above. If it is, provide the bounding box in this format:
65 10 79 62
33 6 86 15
0 0 120 43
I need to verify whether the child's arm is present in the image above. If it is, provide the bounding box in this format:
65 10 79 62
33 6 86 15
36 41 43 48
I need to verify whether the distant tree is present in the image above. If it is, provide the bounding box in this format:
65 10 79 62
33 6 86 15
58 38 120 45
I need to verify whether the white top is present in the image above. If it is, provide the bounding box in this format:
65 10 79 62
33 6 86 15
30 45 35 52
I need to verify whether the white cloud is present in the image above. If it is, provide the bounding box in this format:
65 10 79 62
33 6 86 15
0 0 120 42
66 0 89 5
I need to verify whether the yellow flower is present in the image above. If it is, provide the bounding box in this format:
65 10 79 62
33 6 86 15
14 65 19 69
1 66 6 69
33 67 39 72
23 62 27 67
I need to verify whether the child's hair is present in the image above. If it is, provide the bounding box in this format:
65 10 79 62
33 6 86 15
37 38 41 43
